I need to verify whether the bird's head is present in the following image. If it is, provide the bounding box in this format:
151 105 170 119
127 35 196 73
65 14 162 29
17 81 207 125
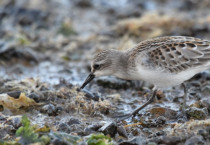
80 49 118 89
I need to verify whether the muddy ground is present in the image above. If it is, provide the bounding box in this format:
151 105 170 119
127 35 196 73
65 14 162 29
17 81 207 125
0 0 210 145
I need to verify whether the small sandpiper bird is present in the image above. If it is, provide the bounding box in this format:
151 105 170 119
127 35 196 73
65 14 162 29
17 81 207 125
80 36 210 119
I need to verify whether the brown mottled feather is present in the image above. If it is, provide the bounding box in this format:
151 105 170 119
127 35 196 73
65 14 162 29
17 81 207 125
129 36 210 73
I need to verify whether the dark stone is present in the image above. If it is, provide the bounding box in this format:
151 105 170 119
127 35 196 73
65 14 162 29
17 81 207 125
7 91 21 99
142 128 153 135
117 125 128 138
0 125 15 139
156 131 166 136
83 89 101 101
197 127 210 140
51 139 69 145
67 118 81 126
155 116 166 125
149 135 188 144
11 116 22 129
28 93 40 103
0 113 7 121
69 124 83 135
186 107 207 120
184 135 204 145
0 46 38 63
88 123 103 131
119 136 146 145
98 121 117 137
40 104 56 116
83 127 95 136
0 105 4 111
56 106 63 114
201 98 210 112
57 123 71 133
75 0 93 8
131 128 141 136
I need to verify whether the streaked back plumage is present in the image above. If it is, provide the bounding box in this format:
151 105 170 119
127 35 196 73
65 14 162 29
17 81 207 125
129 36 210 73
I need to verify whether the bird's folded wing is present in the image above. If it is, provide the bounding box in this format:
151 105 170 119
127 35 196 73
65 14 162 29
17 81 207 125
139 36 210 73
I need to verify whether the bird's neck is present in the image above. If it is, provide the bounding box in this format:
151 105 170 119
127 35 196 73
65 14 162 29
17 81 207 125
112 51 131 80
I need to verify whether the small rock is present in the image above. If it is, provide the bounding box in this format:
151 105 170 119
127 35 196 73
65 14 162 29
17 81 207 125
142 128 153 135
40 104 57 116
147 142 157 145
28 93 41 103
83 127 95 136
82 89 101 101
149 130 166 138
0 113 7 121
52 138 69 145
131 128 141 136
186 107 207 120
0 105 4 111
69 124 83 135
197 127 210 140
177 115 188 123
67 118 81 126
119 136 146 145
98 121 117 137
57 123 71 133
197 129 208 137
75 0 93 8
7 91 21 99
155 130 166 136
201 98 210 112
117 125 128 138
155 116 166 125
87 123 103 131
0 125 15 139
184 135 204 145
56 106 63 114
11 116 22 129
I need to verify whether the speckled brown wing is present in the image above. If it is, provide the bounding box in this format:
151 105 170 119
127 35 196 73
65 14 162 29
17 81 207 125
144 36 210 73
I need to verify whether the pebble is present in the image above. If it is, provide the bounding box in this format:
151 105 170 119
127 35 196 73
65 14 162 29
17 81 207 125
201 98 210 112
7 91 21 99
184 135 204 145
87 123 103 131
28 93 41 103
67 118 81 126
197 127 210 140
186 107 207 120
155 116 166 125
119 136 146 145
98 121 117 137
57 123 71 133
11 116 22 129
82 89 101 101
40 104 57 116
51 139 69 145
117 125 128 138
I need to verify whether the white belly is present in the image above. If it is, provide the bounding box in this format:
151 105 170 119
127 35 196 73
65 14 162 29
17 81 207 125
134 65 209 88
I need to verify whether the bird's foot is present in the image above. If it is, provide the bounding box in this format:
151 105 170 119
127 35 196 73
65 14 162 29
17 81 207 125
176 108 188 123
113 113 133 122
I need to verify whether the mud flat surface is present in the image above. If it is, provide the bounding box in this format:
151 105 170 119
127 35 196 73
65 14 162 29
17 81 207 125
0 0 210 145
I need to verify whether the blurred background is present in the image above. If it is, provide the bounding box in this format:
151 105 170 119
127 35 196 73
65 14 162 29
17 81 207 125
0 0 210 144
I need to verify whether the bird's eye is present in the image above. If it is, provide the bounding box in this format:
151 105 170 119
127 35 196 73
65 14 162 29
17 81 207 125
93 64 100 69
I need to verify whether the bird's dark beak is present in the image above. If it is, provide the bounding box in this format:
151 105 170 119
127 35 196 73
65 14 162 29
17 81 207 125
80 73 95 89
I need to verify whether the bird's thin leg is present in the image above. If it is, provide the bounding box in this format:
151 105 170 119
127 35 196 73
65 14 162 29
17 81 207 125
114 87 157 121
181 83 187 113
132 88 157 116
